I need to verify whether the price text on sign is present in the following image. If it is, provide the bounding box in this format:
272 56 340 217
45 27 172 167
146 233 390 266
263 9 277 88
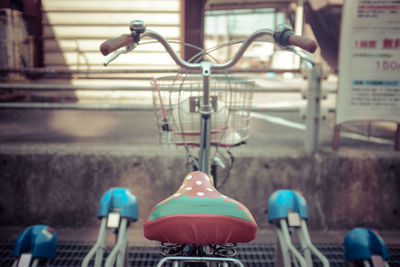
376 60 400 71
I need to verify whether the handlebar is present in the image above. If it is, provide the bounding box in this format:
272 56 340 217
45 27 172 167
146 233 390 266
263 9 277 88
100 34 133 56
100 21 318 69
288 34 317 53
142 29 277 71
273 24 317 53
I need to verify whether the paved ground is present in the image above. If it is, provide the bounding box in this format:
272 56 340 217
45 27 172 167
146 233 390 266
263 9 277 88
0 108 397 150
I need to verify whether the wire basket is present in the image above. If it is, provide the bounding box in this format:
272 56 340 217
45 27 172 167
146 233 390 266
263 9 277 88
152 74 254 148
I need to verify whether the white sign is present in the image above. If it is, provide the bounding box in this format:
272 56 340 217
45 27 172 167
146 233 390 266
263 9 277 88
17 253 32 267
106 212 121 228
336 0 400 124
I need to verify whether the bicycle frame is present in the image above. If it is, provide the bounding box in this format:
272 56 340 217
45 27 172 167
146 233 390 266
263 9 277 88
142 29 277 175
99 22 319 266
102 23 315 179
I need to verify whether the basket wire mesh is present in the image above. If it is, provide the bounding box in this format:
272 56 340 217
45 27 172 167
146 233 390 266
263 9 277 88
152 74 254 148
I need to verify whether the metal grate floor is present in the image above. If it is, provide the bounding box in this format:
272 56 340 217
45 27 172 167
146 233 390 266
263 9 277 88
1 241 399 266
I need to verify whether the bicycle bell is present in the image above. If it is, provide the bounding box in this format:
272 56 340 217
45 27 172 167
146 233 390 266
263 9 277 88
130 20 146 42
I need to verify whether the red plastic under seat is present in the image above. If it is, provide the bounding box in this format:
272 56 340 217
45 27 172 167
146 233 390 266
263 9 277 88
143 171 257 245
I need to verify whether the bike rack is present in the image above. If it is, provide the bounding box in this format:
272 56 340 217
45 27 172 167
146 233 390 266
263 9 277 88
345 228 390 267
267 189 330 267
12 224 57 267
81 187 138 267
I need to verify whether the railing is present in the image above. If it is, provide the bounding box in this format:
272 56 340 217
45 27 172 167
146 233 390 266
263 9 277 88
0 66 329 152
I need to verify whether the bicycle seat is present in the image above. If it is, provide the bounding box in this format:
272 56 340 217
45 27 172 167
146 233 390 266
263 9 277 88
143 171 257 245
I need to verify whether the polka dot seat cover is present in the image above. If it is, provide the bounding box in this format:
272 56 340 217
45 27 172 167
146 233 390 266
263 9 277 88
144 171 257 245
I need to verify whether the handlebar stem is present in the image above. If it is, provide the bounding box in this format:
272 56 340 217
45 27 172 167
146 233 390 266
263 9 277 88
200 61 213 114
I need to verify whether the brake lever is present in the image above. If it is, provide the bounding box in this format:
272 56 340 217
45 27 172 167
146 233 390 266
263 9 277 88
103 42 138 66
285 46 316 66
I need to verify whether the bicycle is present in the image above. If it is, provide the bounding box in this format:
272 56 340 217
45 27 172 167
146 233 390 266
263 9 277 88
99 20 317 267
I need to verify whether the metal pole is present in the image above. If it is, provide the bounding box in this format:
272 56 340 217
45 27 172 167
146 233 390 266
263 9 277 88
304 65 321 153
94 219 107 267
295 0 304 36
199 115 211 175
198 62 213 175
0 83 335 93
116 222 129 267
299 221 330 267
297 225 313 266
395 123 400 151
0 103 154 110
294 0 304 69
104 218 128 267
274 226 291 267
0 66 303 75
279 219 307 267
81 218 107 267
31 259 39 267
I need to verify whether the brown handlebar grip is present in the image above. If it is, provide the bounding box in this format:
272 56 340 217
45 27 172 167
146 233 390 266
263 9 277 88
288 35 318 53
100 34 134 56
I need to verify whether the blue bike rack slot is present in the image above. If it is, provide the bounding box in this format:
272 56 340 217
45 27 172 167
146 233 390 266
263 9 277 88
98 187 138 221
344 228 389 261
12 225 57 258
267 189 308 222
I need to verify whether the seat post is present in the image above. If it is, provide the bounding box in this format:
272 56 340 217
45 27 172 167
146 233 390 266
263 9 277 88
198 113 211 174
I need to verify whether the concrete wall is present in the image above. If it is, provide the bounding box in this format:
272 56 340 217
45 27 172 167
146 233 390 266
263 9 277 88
0 144 399 231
